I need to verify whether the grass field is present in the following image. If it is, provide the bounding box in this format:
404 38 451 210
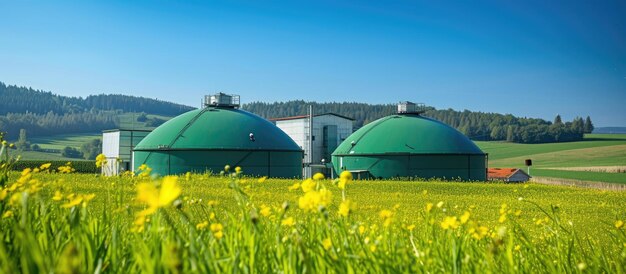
30 133 102 150
16 112 174 161
530 169 626 185
1 162 625 272
16 150 83 161
117 112 174 130
476 134 626 162
477 134 626 184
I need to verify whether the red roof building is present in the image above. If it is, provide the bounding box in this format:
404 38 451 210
488 168 531 182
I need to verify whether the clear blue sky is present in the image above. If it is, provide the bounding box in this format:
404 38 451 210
1 0 625 126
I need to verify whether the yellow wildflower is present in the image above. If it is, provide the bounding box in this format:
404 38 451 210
498 214 507 223
313 173 325 180
0 189 8 201
235 166 242 173
379 209 393 219
82 194 96 207
514 245 521 251
207 200 219 206
340 170 352 181
615 220 624 229
258 176 268 183
281 217 295 227
425 203 434 213
298 189 333 212
441 216 459 230
322 238 332 251
21 168 32 176
460 211 471 224
359 225 366 235
95 154 107 168
379 209 393 227
407 224 416 231
338 200 353 217
137 164 152 177
134 215 147 226
301 179 315 192
436 201 444 208
338 171 352 189
2 210 13 218
196 221 209 230
499 203 508 215
470 226 489 240
210 223 224 239
135 176 181 217
61 196 83 208
369 244 377 252
288 183 301 191
260 205 272 217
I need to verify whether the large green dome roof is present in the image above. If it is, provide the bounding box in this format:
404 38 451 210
134 108 301 151
333 114 484 156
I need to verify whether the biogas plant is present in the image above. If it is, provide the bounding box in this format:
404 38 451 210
102 94 487 181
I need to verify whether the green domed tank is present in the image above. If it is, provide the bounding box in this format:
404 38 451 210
133 95 303 177
331 109 487 181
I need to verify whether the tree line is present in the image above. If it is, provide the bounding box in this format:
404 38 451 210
243 101 594 144
0 82 194 116
0 111 118 139
0 81 195 139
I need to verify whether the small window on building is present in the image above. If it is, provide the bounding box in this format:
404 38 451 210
312 136 316 141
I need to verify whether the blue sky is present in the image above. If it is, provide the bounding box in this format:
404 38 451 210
1 0 625 126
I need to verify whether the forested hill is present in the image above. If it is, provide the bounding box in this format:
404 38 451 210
243 101 595 144
0 82 195 139
0 82 194 116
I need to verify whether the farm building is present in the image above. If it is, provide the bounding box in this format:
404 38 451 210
331 102 488 181
272 112 353 178
101 129 152 176
132 93 303 178
487 168 531 182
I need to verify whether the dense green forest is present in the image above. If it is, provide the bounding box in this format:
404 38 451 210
0 82 194 116
243 101 594 144
0 112 117 140
0 82 194 139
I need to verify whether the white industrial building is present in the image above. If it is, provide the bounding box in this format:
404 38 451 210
101 129 151 175
272 113 354 178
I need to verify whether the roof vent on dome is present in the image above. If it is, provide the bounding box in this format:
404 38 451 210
204 93 240 109
397 101 426 114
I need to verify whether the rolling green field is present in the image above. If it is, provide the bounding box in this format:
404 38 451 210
530 169 626 185
30 133 102 150
477 134 626 184
14 112 174 160
476 134 626 163
1 166 625 273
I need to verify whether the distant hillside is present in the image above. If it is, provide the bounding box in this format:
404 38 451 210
0 82 194 116
594 127 626 134
243 101 594 144
0 81 195 139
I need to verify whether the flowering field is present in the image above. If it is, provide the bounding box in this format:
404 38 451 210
1 160 626 273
